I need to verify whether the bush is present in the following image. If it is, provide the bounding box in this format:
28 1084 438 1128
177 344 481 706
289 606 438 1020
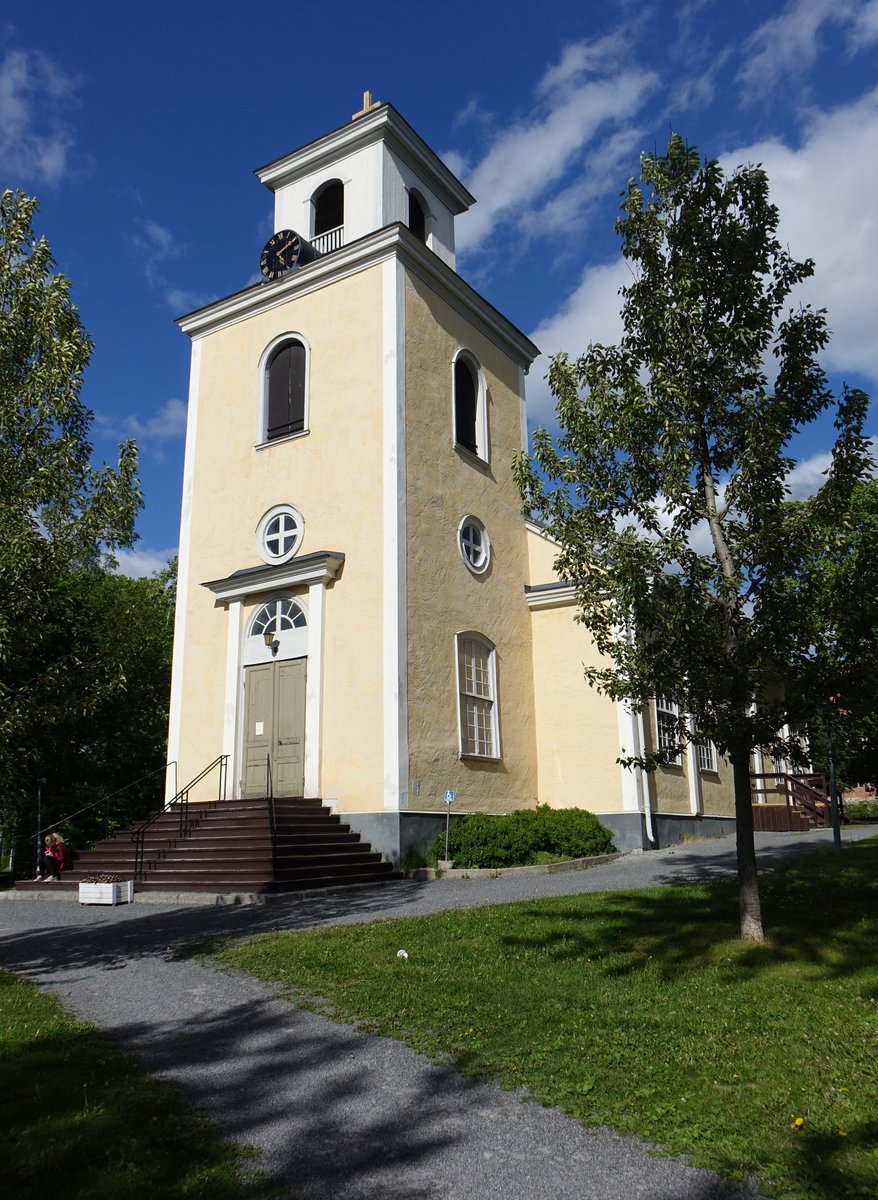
844 799 878 822
428 805 615 869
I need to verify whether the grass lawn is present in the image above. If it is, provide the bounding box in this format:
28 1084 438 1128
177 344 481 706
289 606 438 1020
0 968 286 1200
209 839 878 1200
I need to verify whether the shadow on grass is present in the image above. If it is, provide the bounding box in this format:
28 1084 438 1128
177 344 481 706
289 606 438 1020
0 974 275 1200
498 839 878 988
789 1121 878 1200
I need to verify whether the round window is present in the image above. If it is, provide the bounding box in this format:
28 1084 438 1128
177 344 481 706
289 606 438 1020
257 505 304 564
458 516 490 574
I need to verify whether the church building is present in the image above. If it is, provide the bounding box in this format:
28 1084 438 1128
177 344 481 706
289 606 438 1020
167 95 742 862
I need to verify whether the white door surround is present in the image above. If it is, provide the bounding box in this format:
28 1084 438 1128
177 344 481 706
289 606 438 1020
202 552 344 799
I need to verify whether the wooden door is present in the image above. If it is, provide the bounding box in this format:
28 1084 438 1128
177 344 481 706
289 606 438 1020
242 659 306 797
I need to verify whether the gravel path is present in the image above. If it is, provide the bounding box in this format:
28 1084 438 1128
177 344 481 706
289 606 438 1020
2 826 873 1199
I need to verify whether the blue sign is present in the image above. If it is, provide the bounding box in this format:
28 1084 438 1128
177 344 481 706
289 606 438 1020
444 789 455 803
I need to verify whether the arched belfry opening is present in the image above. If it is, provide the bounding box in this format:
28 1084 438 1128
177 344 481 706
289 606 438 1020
408 190 427 243
313 180 344 237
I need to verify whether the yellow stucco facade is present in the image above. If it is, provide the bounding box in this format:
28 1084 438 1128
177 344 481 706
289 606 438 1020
167 102 741 858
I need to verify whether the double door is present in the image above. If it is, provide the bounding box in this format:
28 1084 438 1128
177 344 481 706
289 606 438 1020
242 658 306 797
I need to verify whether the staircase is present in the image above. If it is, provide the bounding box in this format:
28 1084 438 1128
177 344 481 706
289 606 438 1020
16 797 400 895
750 772 830 832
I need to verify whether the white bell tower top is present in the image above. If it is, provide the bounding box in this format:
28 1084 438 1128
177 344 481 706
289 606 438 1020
254 96 475 271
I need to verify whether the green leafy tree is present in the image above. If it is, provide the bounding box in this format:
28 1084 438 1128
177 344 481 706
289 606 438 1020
0 190 142 839
799 480 878 789
515 136 871 942
33 560 176 851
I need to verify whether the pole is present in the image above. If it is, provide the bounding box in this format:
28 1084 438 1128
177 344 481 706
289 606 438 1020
443 790 454 862
826 727 842 857
34 777 46 876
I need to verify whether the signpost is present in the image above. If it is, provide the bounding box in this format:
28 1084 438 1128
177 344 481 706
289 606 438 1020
443 789 455 863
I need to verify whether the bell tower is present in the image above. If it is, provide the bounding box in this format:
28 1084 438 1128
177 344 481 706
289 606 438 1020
253 95 475 269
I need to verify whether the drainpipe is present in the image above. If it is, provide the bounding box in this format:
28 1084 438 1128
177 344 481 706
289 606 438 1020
633 707 655 846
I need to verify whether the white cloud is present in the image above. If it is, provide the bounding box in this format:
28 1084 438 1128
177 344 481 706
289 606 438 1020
165 287 211 313
132 220 181 289
850 0 878 46
525 85 878 433
454 35 659 257
98 398 187 444
111 545 177 580
525 257 630 427
0 48 78 186
722 87 878 385
737 0 872 98
784 450 833 500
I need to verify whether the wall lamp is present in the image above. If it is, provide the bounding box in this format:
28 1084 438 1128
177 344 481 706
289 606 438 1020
263 630 279 653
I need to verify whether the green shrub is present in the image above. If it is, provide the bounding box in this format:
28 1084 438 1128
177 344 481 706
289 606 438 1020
428 805 615 869
844 798 878 822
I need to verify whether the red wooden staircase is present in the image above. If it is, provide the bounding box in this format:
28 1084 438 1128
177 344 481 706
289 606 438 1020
16 797 399 895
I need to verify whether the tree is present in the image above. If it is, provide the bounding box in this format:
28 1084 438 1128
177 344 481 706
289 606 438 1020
798 480 878 789
0 190 142 835
515 135 871 942
28 560 176 851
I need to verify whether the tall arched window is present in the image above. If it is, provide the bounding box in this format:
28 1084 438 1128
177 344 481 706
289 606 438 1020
453 352 487 461
264 339 306 441
456 633 500 759
408 191 427 243
314 180 344 236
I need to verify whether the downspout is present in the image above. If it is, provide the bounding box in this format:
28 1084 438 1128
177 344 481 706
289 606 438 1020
633 707 656 846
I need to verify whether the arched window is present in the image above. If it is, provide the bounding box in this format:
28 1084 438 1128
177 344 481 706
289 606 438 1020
314 180 344 236
408 191 427 243
262 337 308 442
456 633 500 759
453 352 487 461
251 598 307 638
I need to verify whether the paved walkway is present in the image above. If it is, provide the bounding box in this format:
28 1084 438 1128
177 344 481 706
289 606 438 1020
1 827 873 1199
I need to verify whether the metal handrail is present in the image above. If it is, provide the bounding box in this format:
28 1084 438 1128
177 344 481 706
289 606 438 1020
131 754 228 881
266 753 277 856
28 762 177 843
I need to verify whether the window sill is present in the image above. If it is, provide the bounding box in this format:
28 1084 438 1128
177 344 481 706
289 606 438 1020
460 752 502 763
454 442 491 472
256 429 310 451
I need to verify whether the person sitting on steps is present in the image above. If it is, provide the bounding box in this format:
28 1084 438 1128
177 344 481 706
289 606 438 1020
34 833 71 882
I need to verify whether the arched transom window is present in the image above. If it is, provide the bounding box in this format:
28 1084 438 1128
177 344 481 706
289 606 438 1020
251 599 307 638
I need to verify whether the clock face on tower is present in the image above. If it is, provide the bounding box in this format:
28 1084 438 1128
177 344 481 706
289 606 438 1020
259 229 302 280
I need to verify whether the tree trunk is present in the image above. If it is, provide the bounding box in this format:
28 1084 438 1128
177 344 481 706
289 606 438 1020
731 747 766 942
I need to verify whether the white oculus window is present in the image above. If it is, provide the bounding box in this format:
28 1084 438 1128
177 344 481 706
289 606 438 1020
655 696 681 763
251 598 307 638
458 516 490 574
697 740 718 772
453 351 488 462
457 633 499 759
257 505 304 565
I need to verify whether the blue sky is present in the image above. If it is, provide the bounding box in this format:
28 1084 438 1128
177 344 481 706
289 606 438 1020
3 0 876 576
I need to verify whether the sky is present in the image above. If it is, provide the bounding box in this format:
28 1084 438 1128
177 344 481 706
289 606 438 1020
2 0 877 577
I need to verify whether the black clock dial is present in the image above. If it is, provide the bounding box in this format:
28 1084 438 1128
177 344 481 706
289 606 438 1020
260 229 301 280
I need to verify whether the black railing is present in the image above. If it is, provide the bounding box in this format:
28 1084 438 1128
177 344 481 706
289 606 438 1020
131 754 228 881
266 753 277 856
29 762 177 875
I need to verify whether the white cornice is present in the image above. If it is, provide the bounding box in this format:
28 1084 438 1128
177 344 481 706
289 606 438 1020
525 583 578 611
202 552 345 603
255 104 475 216
177 225 539 369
